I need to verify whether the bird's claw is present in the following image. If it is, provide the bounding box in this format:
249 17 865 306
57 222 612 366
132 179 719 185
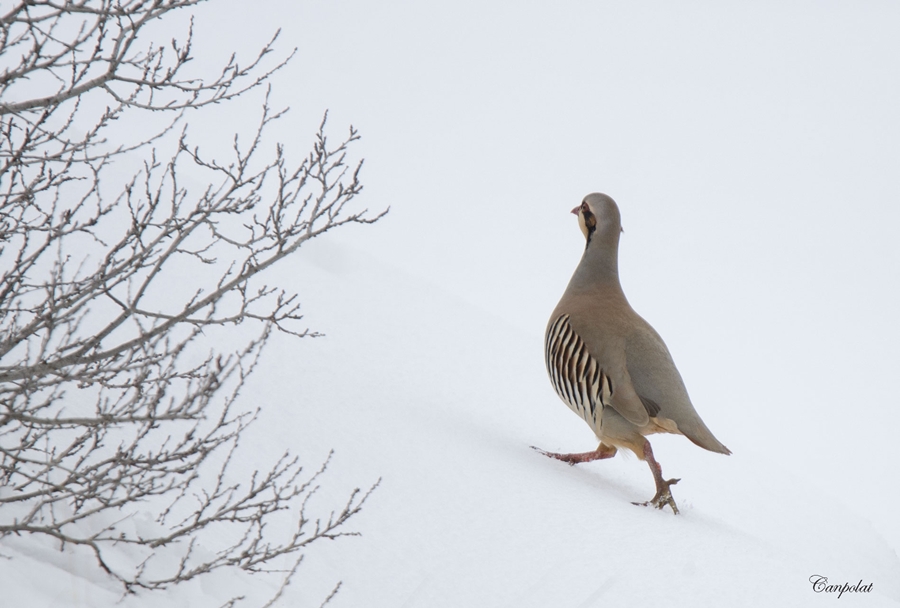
632 478 681 514
530 445 577 466
532 444 620 466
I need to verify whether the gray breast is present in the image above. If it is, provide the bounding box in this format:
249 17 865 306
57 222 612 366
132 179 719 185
545 314 613 430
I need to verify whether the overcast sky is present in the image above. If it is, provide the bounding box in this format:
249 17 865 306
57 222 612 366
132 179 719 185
183 1 900 549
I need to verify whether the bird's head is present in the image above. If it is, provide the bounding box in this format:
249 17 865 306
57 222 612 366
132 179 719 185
571 193 623 246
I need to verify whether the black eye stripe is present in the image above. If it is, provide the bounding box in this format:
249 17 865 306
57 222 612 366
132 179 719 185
582 207 597 248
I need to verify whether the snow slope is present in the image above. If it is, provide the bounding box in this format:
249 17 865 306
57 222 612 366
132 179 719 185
3 237 898 607
249 238 900 608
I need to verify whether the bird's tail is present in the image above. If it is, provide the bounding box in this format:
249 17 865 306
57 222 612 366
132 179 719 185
684 419 731 455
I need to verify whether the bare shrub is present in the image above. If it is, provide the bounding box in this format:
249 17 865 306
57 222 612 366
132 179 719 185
0 0 383 600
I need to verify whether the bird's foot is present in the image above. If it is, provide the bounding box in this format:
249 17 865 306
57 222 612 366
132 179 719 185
530 445 617 466
632 477 681 514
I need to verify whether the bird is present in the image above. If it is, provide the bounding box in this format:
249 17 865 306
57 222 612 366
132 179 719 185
535 193 730 514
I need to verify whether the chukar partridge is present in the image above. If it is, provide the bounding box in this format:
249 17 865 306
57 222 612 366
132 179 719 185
537 193 730 514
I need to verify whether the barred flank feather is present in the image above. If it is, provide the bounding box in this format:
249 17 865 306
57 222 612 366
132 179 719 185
545 314 613 429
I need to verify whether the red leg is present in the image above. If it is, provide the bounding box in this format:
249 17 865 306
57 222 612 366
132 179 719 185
531 443 618 465
632 441 680 514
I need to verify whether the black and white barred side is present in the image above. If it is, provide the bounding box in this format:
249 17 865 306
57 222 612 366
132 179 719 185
545 314 613 430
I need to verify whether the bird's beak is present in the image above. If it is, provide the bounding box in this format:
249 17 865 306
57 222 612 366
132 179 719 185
571 206 580 215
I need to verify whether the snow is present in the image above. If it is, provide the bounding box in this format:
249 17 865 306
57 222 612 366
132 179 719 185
249 238 900 608
7 236 895 607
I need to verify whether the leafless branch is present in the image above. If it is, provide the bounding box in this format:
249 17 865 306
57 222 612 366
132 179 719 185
0 0 385 602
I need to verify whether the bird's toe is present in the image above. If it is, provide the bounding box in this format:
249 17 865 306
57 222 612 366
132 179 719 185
633 478 681 514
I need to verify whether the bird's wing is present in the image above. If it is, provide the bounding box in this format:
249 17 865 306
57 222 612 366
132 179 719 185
552 312 651 427
624 320 731 454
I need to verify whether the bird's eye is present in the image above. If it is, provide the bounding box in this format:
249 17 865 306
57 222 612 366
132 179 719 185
581 202 590 213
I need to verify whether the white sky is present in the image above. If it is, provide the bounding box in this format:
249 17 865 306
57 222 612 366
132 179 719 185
187 0 900 548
